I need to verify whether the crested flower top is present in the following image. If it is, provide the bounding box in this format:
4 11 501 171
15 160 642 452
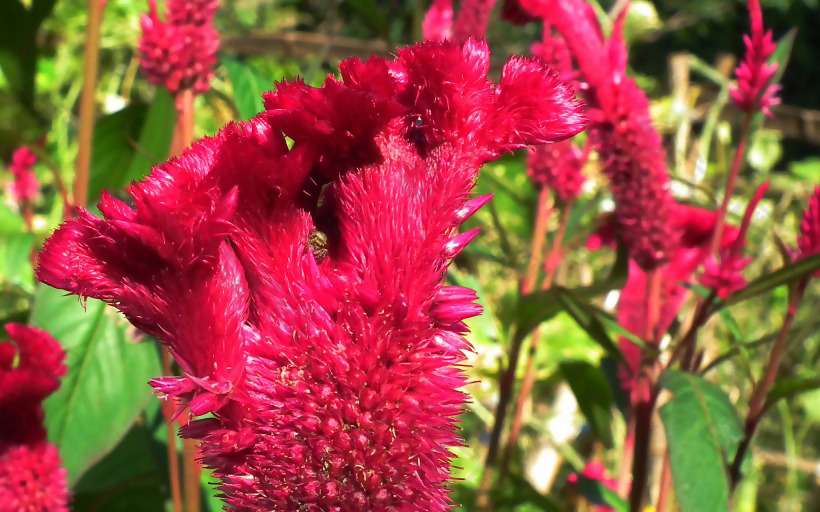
520 0 676 271
37 40 584 510
7 146 39 202
731 0 779 116
138 0 220 95
0 324 69 511
797 186 820 276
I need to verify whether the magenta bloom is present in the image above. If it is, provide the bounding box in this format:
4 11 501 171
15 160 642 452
7 146 39 202
730 0 779 116
0 323 69 511
520 0 676 271
700 181 769 298
422 0 454 41
37 40 584 509
138 0 219 95
568 461 619 512
527 140 585 202
797 186 820 276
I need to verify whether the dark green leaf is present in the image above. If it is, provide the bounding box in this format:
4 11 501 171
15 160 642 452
659 371 743 512
32 285 162 484
716 253 820 310
88 104 147 204
125 88 175 184
554 288 628 369
511 240 628 346
763 377 820 413
560 361 614 448
576 475 628 512
223 56 268 120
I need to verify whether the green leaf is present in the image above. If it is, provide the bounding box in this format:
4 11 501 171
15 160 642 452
0 232 34 291
716 253 820 310
659 371 743 512
554 288 628 369
87 104 147 204
560 361 614 448
88 90 175 205
125 88 175 184
763 377 820 413
223 56 269 120
576 475 628 512
511 240 628 347
32 284 162 485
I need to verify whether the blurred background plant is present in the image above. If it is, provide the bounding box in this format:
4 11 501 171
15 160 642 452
1 0 819 511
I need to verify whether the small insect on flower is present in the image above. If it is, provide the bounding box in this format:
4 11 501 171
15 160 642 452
307 229 329 262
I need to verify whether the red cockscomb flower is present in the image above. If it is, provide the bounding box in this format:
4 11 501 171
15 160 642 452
700 181 769 298
0 324 69 511
423 0 454 41
527 140 585 202
521 0 676 272
37 40 584 510
730 0 779 116
797 186 820 276
138 0 219 95
7 147 39 202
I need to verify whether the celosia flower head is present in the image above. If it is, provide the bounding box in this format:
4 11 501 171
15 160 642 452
138 0 219 95
700 181 769 297
527 140 585 202
422 0 454 41
523 0 676 271
423 0 497 42
797 186 820 276
730 0 779 116
0 324 69 511
7 146 39 202
568 461 619 512
38 40 584 509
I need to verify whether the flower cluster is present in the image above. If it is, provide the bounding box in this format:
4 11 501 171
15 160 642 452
731 0 780 116
38 40 584 509
138 0 219 95
0 323 69 511
527 140 585 202
797 186 820 275
522 0 677 271
6 146 39 203
423 0 497 42
700 182 769 298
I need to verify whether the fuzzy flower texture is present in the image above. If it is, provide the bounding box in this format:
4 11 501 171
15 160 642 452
731 0 779 116
38 40 584 510
139 0 220 95
0 324 69 511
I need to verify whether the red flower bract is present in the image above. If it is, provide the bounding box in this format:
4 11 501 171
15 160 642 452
0 324 69 511
797 186 820 276
37 40 585 510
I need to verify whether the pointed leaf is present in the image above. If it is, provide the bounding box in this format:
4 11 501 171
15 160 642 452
560 361 614 448
576 475 628 512
31 284 162 485
717 253 820 310
223 56 268 120
763 377 820 414
125 87 175 183
659 371 743 512
554 288 628 368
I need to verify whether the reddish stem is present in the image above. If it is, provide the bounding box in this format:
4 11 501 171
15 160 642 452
729 280 806 486
74 0 104 211
161 350 183 512
710 114 752 257
656 449 672 512
499 202 572 484
475 186 554 511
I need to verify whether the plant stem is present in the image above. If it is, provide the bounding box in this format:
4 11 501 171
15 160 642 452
474 186 554 511
27 145 73 218
729 280 806 487
169 88 201 512
710 114 752 257
656 449 673 512
74 0 104 211
161 350 183 512
499 202 572 485
629 384 659 512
